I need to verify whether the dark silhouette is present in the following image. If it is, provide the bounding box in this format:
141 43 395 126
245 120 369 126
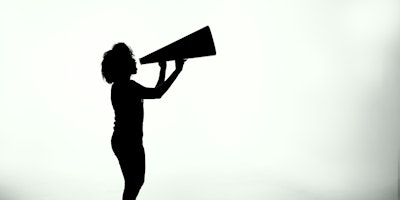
139 26 216 64
102 43 185 200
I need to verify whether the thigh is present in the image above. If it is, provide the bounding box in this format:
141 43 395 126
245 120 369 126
112 139 145 179
120 147 146 184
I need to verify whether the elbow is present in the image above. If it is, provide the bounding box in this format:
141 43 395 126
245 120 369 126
154 90 163 99
152 86 167 99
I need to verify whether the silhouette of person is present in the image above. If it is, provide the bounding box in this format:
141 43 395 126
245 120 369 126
101 43 185 200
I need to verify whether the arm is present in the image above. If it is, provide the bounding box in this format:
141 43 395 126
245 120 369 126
155 61 166 87
136 59 185 99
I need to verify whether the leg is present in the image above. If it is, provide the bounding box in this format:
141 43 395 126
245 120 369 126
119 146 145 200
112 139 145 200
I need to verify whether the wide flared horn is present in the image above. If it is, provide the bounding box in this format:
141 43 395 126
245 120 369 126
140 26 216 64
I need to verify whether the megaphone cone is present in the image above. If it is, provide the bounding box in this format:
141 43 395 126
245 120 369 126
139 26 216 64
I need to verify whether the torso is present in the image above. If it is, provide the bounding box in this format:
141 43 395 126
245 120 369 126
111 80 144 140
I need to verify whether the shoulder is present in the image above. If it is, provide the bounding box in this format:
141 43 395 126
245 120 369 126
130 80 140 86
129 80 145 90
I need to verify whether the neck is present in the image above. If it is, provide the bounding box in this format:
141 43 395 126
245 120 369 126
115 78 130 84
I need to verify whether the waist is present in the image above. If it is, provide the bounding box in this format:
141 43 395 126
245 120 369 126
112 131 143 142
114 119 143 129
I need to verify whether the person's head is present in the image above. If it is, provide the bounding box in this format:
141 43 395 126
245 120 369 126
101 43 137 84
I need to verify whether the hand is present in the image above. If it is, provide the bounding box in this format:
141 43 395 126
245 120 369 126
158 61 167 70
175 59 186 71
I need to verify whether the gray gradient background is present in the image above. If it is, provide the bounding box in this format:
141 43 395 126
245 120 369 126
0 0 398 200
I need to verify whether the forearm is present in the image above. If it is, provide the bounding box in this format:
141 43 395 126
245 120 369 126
156 68 166 87
157 69 181 97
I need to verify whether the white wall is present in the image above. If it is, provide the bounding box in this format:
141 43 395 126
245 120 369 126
0 0 398 200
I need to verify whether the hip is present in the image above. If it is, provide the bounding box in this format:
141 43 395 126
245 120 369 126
111 133 144 156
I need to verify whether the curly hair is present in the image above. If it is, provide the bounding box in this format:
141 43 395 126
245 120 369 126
101 43 135 84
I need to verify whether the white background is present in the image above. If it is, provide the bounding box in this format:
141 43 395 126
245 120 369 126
0 0 398 200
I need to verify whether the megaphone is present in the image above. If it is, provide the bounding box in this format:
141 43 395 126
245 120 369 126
139 26 216 64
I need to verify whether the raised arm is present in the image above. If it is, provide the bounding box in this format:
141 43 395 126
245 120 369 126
155 61 166 87
135 59 186 99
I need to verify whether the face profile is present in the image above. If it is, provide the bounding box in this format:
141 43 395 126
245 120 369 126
129 58 137 75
